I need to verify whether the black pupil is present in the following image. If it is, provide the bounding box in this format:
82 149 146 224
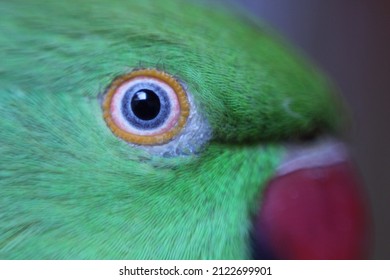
131 89 161 121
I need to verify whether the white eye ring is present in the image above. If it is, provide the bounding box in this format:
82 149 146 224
110 77 180 136
103 69 190 146
103 68 212 156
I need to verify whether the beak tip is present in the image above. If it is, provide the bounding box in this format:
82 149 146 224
252 161 371 260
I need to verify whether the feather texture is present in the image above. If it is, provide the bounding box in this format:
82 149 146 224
0 0 340 259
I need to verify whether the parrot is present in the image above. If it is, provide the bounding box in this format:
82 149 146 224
0 0 370 259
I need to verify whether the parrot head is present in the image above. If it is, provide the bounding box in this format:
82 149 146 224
0 0 370 259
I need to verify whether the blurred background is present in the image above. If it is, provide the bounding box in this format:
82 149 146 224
228 0 390 259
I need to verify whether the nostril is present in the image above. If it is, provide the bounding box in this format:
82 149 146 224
298 130 320 142
295 122 330 143
277 136 348 176
286 130 319 144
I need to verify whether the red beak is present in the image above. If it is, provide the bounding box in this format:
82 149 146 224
252 140 371 259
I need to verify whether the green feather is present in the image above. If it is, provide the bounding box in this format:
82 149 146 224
0 0 341 259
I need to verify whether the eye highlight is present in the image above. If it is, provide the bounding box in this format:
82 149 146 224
103 69 190 145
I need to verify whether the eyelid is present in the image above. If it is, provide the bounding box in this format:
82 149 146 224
102 69 190 145
110 77 179 136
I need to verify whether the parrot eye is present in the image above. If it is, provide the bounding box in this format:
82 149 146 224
103 69 190 145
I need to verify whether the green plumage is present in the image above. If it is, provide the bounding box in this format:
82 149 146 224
0 0 340 259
